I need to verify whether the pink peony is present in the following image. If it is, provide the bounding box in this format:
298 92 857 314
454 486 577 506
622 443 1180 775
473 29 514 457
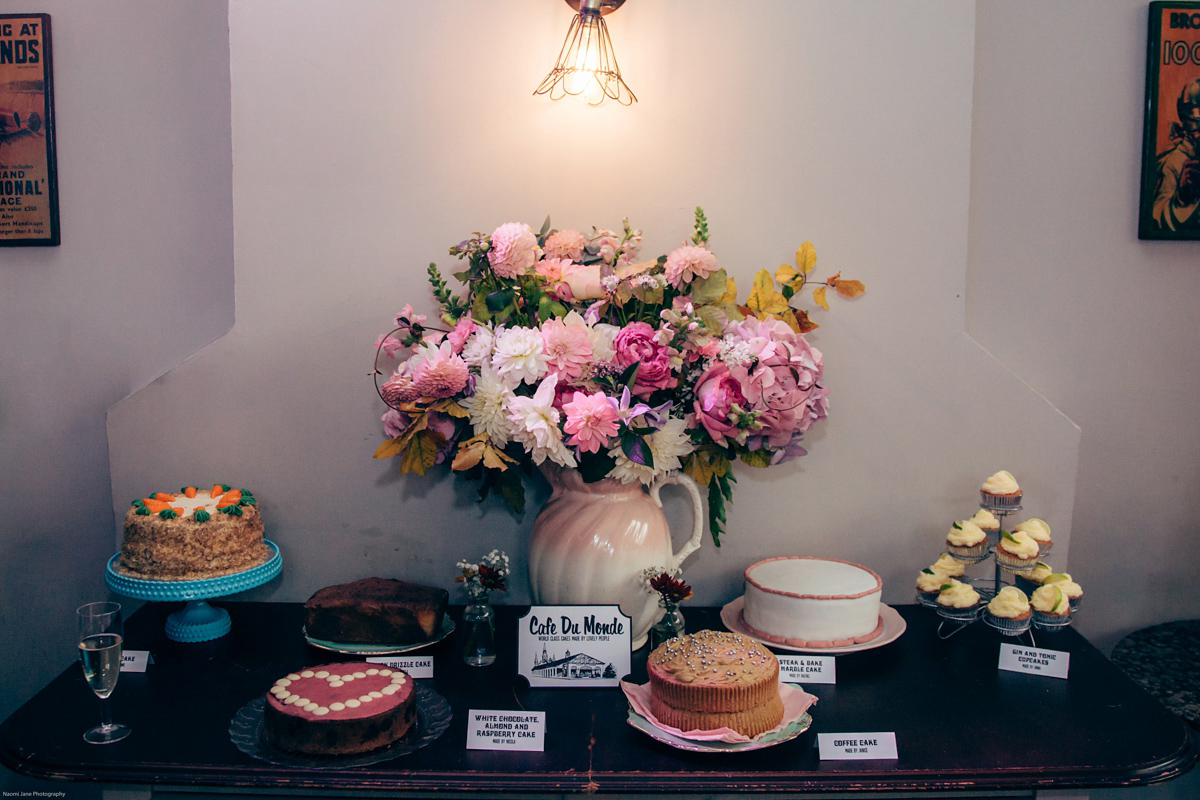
488 222 540 278
563 391 621 453
692 364 747 445
725 317 826 446
540 317 593 381
412 350 470 398
446 317 477 352
664 245 718 288
543 229 587 261
613 322 678 397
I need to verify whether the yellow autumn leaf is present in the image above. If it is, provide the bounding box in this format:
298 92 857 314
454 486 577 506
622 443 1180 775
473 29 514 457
796 242 817 275
400 429 444 476
718 277 738 305
373 436 406 459
745 269 789 317
813 286 830 311
451 435 487 471
429 398 470 419
482 444 517 471
775 263 803 291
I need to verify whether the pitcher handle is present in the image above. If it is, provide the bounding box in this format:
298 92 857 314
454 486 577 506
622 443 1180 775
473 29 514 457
649 472 705 571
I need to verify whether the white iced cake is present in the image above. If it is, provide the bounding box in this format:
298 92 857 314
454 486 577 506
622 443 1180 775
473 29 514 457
741 557 883 647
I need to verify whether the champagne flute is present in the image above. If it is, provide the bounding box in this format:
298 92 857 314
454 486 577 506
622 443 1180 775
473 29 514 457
77 601 131 744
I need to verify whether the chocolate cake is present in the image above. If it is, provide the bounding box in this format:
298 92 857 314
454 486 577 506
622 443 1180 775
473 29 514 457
304 577 448 644
263 663 416 755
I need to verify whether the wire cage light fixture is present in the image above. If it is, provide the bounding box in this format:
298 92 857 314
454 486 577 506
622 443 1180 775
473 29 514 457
534 0 637 106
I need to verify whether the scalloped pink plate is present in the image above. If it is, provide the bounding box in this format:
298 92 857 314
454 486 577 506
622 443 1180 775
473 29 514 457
721 596 906 654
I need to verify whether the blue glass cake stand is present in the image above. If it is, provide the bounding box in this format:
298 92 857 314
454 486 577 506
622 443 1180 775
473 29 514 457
105 541 282 642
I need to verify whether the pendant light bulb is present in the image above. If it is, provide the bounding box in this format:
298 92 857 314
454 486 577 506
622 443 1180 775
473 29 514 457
534 0 636 106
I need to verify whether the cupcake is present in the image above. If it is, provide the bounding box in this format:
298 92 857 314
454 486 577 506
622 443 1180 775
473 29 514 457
930 552 967 580
983 585 1032 635
916 568 951 608
995 530 1039 571
1030 583 1072 630
1015 560 1053 594
946 520 989 561
968 509 1000 535
980 470 1022 511
1043 572 1083 611
936 579 982 622
1013 518 1052 555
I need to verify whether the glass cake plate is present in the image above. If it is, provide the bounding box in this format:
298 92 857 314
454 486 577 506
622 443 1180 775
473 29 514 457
105 541 283 642
229 682 452 768
304 615 455 655
720 596 906 655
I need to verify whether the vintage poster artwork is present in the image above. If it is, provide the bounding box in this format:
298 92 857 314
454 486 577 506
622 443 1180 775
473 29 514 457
0 13 58 246
1140 2 1200 239
517 605 632 687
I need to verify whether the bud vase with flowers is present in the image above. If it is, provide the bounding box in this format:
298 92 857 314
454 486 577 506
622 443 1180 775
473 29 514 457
456 550 509 667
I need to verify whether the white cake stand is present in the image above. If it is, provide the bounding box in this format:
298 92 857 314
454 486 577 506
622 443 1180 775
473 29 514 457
105 541 282 642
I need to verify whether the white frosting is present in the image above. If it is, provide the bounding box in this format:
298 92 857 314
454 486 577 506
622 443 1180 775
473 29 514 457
917 570 950 593
987 586 1030 618
1031 584 1069 614
947 520 987 546
1014 518 1052 542
931 553 965 577
742 557 882 644
968 509 1000 530
936 579 980 609
999 530 1039 559
981 470 1020 494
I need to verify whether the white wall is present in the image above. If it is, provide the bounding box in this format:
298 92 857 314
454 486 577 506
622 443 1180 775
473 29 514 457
4 3 1200 797
0 0 233 724
109 0 1079 624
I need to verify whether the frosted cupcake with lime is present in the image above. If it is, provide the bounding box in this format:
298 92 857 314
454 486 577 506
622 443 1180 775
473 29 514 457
1030 583 1071 630
980 470 1022 511
945 520 989 561
936 579 981 622
968 509 1000 535
983 586 1032 635
1043 572 1082 611
916 568 951 608
995 530 1039 571
1013 518 1052 555
1015 560 1053 594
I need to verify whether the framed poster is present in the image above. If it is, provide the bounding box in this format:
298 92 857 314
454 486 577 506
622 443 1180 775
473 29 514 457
0 13 58 246
1139 2 1200 239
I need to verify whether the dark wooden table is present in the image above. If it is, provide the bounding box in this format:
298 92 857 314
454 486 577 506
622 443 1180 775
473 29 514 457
1 602 1195 796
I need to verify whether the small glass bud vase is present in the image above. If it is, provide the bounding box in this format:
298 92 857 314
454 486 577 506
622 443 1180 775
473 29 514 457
462 584 497 667
649 600 686 650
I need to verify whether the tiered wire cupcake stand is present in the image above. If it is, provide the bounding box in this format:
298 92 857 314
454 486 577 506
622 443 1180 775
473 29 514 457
105 541 283 642
916 493 1073 647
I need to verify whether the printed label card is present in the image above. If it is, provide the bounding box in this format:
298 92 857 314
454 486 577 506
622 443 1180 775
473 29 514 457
366 655 434 679
998 644 1070 679
818 732 898 760
120 650 150 673
466 710 545 751
778 655 835 684
518 605 631 687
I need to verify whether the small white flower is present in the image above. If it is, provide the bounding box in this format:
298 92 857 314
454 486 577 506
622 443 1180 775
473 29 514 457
507 375 578 468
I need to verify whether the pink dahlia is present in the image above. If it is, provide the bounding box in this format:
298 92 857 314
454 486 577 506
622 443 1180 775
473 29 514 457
563 391 620 454
412 350 470 398
543 228 587 261
541 317 593 381
487 222 540 279
381 369 421 406
663 245 718 288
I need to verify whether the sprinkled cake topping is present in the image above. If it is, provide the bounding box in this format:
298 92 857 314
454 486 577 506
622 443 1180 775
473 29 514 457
649 629 777 685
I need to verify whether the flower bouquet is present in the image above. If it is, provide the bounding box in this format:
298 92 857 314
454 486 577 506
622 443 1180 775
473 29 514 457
373 209 862 544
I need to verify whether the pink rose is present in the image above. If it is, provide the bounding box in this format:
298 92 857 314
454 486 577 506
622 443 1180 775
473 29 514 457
613 322 677 397
559 262 606 301
488 222 539 278
692 364 747 445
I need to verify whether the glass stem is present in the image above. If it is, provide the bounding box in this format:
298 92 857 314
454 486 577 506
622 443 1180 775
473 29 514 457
98 696 113 730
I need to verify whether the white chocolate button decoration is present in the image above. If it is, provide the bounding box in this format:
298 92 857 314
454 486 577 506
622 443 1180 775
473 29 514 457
268 664 412 718
330 702 345 711
301 671 314 678
345 699 360 708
